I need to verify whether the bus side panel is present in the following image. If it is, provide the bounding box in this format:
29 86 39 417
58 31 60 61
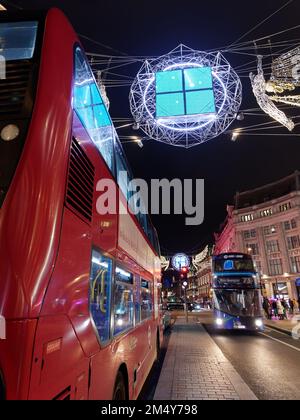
88 346 118 400
0 8 75 319
28 314 89 400
72 114 118 255
41 208 100 358
0 320 37 400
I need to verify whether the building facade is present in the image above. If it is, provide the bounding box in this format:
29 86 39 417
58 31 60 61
187 252 212 304
214 172 300 301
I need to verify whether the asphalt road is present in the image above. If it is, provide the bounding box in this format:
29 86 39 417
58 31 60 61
202 311 300 400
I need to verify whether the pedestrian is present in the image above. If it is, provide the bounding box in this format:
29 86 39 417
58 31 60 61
272 299 278 318
293 299 299 314
276 299 284 320
289 298 294 315
263 298 271 320
281 299 288 319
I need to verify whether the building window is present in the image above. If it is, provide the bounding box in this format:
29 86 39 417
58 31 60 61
266 240 280 253
290 256 300 273
241 214 254 222
114 267 134 336
264 225 276 235
287 235 300 250
254 260 262 273
269 259 283 276
284 219 297 231
243 229 256 239
291 219 297 229
247 243 259 255
260 208 273 218
279 202 291 212
89 250 113 345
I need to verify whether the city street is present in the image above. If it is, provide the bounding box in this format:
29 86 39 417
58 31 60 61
203 312 300 400
1 0 300 402
144 311 300 400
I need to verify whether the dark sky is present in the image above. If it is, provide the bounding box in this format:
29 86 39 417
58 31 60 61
5 0 300 255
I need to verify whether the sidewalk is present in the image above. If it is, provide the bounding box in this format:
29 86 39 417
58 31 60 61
265 316 300 335
154 317 257 400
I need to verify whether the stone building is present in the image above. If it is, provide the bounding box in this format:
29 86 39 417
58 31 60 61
214 171 300 301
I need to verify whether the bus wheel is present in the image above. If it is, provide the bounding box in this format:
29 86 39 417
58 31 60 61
113 372 126 400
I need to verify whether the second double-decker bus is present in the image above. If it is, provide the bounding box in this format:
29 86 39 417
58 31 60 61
0 8 162 400
212 253 264 331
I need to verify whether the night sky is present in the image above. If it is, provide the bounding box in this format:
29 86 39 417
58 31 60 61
5 0 300 255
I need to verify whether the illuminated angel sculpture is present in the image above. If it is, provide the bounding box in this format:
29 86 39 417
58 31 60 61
250 55 295 131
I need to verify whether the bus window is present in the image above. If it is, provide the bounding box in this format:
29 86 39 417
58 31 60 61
114 267 134 335
115 139 132 202
0 21 38 60
134 277 141 325
140 280 153 321
89 250 113 345
74 46 115 174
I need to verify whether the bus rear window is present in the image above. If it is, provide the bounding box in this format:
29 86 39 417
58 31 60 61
0 21 38 60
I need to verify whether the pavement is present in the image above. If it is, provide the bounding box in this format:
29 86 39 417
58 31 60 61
264 316 300 335
154 316 257 400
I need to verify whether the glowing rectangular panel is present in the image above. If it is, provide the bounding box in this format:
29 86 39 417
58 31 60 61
184 67 213 90
156 70 183 93
156 92 185 117
185 89 216 115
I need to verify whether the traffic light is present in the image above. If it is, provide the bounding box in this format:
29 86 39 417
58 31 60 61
180 266 189 280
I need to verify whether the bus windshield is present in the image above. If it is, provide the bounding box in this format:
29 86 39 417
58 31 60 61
213 258 254 273
0 21 38 60
214 289 261 317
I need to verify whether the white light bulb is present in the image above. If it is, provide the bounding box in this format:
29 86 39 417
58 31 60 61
1 124 20 141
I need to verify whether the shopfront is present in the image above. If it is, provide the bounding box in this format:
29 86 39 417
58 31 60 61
273 281 289 300
296 278 300 300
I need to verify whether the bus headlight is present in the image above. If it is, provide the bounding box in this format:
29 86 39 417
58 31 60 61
1 124 19 141
255 319 263 328
216 318 223 326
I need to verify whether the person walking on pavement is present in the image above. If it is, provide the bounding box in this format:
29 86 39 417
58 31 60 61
281 299 288 319
272 299 278 318
276 299 284 320
263 298 271 320
293 298 299 314
289 299 294 315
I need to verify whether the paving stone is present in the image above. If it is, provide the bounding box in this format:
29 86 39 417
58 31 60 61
154 317 257 401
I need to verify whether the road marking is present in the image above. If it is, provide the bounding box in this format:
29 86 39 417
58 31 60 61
260 332 300 352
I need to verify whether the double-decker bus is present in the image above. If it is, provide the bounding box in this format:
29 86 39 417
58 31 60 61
212 253 264 331
0 8 162 400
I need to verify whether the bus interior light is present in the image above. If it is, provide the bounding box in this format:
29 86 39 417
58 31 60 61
1 124 20 141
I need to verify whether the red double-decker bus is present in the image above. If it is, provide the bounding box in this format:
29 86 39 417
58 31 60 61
0 8 162 400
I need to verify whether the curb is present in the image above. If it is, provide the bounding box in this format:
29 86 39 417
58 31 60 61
265 323 292 336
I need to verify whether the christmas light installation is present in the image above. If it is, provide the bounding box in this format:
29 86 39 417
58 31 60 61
266 46 300 108
129 44 242 148
171 253 190 271
250 55 295 131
